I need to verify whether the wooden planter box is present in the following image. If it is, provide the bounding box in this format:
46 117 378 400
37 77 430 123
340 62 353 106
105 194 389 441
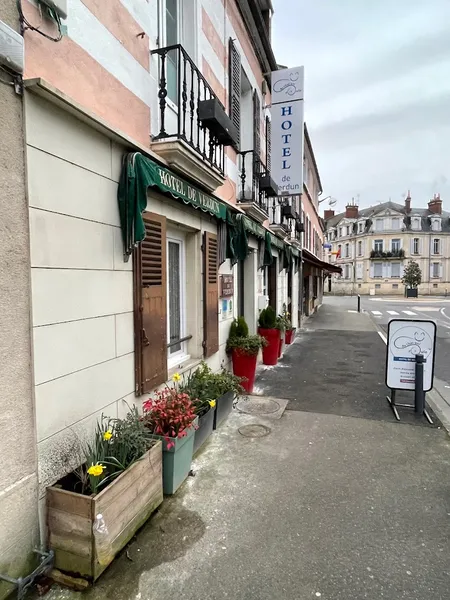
47 442 163 582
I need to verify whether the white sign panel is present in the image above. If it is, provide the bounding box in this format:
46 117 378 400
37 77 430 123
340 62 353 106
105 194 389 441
270 66 304 196
386 319 436 392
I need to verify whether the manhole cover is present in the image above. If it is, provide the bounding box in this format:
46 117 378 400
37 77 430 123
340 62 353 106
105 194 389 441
237 398 280 415
238 424 271 438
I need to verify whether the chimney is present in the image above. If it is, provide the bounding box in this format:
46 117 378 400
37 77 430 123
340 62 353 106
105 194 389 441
324 209 335 220
405 190 411 214
428 193 442 215
345 204 359 219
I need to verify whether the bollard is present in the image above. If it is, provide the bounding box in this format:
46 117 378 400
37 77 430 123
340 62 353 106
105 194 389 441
357 294 361 313
414 354 425 414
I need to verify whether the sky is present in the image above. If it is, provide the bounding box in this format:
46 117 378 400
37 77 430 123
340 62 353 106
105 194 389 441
271 0 450 215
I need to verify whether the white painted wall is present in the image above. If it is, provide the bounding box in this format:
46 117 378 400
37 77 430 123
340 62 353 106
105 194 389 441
25 94 135 510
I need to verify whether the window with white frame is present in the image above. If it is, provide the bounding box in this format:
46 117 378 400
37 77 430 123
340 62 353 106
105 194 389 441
345 264 351 279
345 243 349 257
358 240 362 256
432 262 440 278
391 217 400 230
374 263 382 277
391 262 401 278
412 217 421 230
358 222 364 233
391 238 401 252
433 238 440 254
432 219 440 232
413 238 419 254
339 227 343 238
160 0 197 105
375 219 384 231
374 239 383 252
167 234 188 366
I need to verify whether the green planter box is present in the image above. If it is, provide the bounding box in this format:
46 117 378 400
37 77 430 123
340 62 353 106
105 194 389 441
193 407 215 455
149 417 198 495
213 391 235 429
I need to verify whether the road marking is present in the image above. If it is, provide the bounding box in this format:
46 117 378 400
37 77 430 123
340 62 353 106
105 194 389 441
347 310 358 313
441 308 450 322
402 310 417 316
371 311 382 315
378 331 387 344
386 310 399 315
411 307 440 312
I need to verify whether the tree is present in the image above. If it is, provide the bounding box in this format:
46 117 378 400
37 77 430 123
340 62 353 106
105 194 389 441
402 260 422 289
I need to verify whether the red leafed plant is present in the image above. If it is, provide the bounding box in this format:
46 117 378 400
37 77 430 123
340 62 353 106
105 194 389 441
143 388 197 450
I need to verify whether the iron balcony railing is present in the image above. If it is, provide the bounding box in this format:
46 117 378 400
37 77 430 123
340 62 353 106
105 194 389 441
151 44 225 175
268 198 292 233
238 151 272 214
370 249 405 260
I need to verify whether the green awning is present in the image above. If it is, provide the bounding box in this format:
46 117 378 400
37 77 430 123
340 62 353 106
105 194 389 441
242 215 266 239
118 152 227 258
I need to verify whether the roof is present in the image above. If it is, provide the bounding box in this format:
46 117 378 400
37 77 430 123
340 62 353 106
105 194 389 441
324 200 450 233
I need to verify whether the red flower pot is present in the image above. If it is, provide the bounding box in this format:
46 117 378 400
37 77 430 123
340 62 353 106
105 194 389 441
285 328 296 344
258 327 279 366
231 348 258 394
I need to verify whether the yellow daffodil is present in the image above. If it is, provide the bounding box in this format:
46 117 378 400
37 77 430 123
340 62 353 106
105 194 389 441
103 430 112 441
172 372 181 382
209 400 216 408
87 463 105 477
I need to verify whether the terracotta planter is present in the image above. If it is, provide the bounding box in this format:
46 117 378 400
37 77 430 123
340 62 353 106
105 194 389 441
285 328 296 344
47 443 163 582
231 348 257 393
258 327 279 365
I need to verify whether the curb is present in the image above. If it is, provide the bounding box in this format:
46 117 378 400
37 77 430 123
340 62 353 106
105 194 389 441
427 387 450 436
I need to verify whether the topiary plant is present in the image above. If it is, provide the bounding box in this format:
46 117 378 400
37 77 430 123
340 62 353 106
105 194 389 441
258 306 277 329
229 316 249 339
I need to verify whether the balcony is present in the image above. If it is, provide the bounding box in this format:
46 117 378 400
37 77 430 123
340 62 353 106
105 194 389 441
237 151 278 223
151 44 234 192
268 198 295 236
370 249 405 260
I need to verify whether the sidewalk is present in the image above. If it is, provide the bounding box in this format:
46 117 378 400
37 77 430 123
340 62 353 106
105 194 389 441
38 301 450 600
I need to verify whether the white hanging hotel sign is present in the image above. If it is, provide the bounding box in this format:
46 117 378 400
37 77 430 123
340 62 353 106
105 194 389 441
270 66 305 196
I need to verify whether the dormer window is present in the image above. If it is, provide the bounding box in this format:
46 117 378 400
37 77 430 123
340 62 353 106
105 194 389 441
411 217 421 230
358 222 364 233
431 218 441 232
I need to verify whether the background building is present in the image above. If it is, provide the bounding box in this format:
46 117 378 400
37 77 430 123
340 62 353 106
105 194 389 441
324 194 450 296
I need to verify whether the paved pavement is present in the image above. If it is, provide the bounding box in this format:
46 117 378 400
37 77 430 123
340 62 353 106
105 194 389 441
36 299 450 600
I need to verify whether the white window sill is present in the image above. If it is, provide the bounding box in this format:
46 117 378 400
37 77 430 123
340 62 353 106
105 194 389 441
168 357 201 380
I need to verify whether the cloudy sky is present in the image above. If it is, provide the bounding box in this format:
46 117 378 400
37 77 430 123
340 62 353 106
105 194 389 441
272 0 450 214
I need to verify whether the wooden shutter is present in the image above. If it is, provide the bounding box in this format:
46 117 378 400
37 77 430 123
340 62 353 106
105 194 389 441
253 90 261 160
265 116 272 172
228 38 241 149
203 232 219 358
134 213 167 394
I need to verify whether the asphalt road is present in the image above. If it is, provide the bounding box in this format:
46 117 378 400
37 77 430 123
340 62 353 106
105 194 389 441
327 295 450 410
